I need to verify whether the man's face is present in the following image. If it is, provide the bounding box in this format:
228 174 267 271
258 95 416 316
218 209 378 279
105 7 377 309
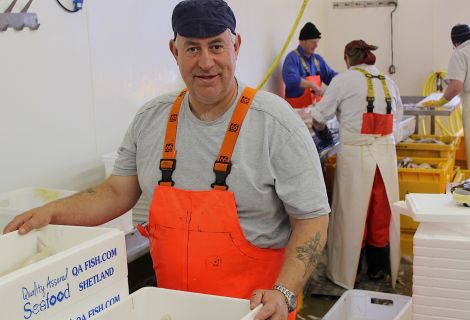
169 30 240 106
300 38 320 56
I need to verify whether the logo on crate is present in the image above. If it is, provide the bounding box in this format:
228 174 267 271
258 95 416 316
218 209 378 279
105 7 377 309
22 267 71 319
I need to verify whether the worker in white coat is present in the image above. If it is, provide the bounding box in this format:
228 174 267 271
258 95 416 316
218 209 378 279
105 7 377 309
311 40 403 289
423 24 470 165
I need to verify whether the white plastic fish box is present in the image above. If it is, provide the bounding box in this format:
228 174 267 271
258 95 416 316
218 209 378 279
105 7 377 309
91 287 262 320
322 290 412 320
0 187 133 234
0 225 128 320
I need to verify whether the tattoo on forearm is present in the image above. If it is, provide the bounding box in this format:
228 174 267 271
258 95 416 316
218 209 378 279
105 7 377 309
295 232 322 277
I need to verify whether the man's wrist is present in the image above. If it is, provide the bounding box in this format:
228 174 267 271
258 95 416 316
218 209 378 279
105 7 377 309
272 284 297 312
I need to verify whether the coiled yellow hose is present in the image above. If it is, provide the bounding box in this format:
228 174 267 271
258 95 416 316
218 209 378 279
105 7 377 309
421 71 461 136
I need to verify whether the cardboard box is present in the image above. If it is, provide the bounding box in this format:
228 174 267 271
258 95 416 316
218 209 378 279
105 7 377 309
91 287 261 320
0 225 128 320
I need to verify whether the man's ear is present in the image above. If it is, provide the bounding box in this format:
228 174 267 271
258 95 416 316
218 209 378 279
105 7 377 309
169 39 178 61
234 34 241 55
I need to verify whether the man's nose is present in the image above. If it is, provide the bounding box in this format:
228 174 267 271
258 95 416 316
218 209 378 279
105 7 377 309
198 48 215 70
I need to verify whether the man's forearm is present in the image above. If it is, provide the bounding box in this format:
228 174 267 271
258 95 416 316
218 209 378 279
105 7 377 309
47 176 141 226
444 79 464 101
275 214 329 293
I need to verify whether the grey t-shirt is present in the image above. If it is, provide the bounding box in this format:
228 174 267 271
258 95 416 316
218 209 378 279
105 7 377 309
447 39 470 92
113 82 330 248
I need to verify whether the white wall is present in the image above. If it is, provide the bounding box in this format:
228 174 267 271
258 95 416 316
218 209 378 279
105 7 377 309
0 0 322 194
321 0 470 95
3 0 466 195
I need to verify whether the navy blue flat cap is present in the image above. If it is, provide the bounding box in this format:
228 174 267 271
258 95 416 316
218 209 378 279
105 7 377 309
172 0 236 39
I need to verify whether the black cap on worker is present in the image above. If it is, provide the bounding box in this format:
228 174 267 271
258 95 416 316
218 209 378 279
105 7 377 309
451 24 470 46
172 0 236 40
299 22 321 40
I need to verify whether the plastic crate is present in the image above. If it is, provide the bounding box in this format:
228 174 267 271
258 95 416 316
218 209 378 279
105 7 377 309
0 187 133 234
397 156 452 200
453 168 470 183
455 131 466 162
90 287 261 320
322 290 411 320
396 134 459 163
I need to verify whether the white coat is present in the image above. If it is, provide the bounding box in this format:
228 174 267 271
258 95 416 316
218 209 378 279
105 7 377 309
447 40 470 162
311 64 403 289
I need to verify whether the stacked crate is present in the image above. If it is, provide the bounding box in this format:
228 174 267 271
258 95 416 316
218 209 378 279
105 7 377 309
396 134 459 256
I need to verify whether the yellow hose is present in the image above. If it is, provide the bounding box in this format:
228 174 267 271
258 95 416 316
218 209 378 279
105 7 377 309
257 0 310 90
420 71 461 136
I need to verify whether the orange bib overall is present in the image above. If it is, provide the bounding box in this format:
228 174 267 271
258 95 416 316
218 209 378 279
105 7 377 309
285 50 322 109
138 87 295 318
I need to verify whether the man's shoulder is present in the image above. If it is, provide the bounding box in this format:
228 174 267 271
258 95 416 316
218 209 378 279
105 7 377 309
136 91 180 116
250 90 301 128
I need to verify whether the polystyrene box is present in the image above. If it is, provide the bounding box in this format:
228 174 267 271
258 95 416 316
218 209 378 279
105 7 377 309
413 285 470 301
0 187 133 234
413 265 470 281
0 225 128 320
414 275 470 291
91 287 262 320
413 294 470 311
414 223 470 250
55 278 129 320
322 290 411 320
414 303 470 319
404 193 470 223
394 116 416 143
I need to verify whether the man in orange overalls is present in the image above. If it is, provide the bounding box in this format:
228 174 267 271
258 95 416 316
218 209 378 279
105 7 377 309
282 23 337 133
4 1 330 319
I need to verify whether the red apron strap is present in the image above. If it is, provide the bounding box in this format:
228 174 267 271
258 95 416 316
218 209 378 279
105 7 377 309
212 86 257 190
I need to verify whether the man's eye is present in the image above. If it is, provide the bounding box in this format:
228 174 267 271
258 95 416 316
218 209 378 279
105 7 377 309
211 44 224 52
186 47 199 54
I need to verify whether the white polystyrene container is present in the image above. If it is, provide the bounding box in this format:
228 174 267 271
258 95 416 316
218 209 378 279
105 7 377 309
0 187 133 234
0 225 128 320
90 287 262 320
395 116 416 143
322 290 412 320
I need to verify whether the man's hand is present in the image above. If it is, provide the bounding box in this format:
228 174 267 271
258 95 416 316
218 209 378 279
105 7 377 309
250 289 289 320
310 84 324 97
3 207 54 235
421 96 449 107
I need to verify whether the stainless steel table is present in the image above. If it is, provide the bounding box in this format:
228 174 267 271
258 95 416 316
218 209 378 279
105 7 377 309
402 95 461 134
125 228 149 263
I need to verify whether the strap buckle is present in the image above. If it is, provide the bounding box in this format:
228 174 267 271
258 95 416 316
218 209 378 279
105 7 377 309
385 97 392 114
211 161 232 191
158 159 176 186
366 97 375 113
